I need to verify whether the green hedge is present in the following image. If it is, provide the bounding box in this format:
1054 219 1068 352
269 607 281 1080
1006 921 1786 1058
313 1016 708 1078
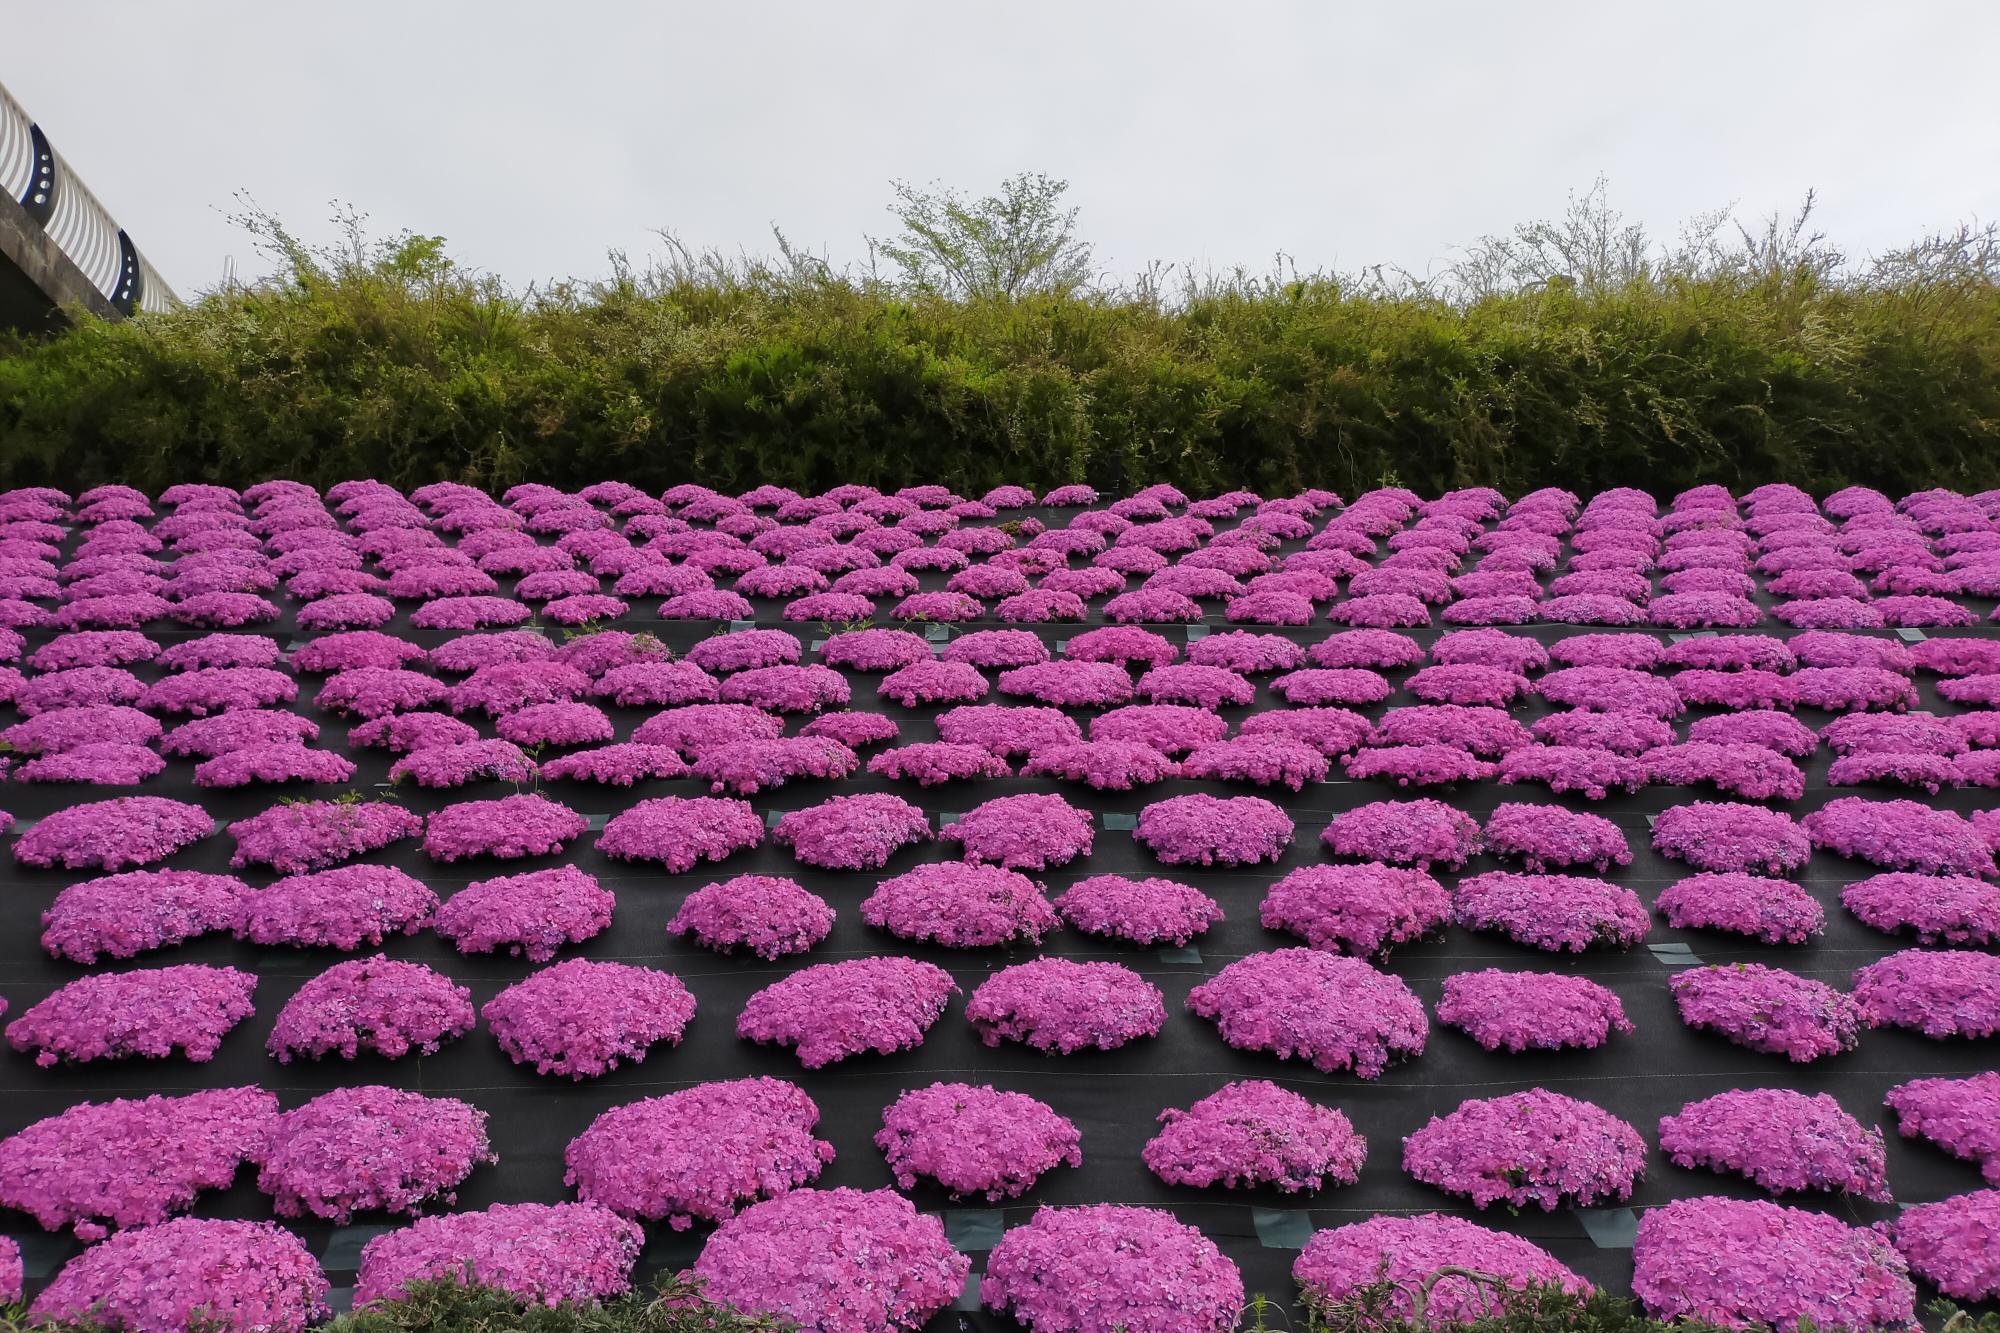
2 1276 1992 1333
1 235 1997 498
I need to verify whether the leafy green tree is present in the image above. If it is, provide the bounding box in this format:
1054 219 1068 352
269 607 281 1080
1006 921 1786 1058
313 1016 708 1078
874 172 1094 299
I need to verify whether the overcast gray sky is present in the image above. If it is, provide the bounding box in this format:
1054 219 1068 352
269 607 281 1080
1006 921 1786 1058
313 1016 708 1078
11 1 2000 296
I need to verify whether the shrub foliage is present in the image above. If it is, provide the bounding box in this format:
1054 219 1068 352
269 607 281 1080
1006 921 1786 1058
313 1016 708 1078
2 192 1997 498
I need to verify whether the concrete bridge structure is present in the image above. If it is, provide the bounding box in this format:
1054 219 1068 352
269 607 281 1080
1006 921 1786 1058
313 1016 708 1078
1 79 175 332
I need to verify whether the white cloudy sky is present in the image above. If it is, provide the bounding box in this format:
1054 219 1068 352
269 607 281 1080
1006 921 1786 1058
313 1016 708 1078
11 1 2000 296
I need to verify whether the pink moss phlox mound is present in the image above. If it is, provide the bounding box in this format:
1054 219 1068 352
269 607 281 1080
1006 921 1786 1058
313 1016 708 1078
347 711 480 754
1143 1080 1366 1192
482 960 697 1078
1482 802 1631 871
943 792 1095 869
1180 734 1328 789
668 874 834 959
236 863 439 949
631 702 784 757
692 1188 968 1333
1293 1214 1590 1324
32 1217 329 1333
1840 871 2000 945
356 1202 642 1308
772 792 932 869
40 868 247 963
1894 1191 2000 1302
875 1082 1081 1200
1691 708 1820 758
1022 739 1178 789
565 1077 834 1226
1090 702 1230 756
1651 800 1811 875
1497 744 1647 799
434 864 614 961
159 708 317 758
937 702 1082 757
982 1204 1243 1333
1851 947 2000 1039
1134 793 1293 866
596 796 764 872
861 862 1058 947
1435 969 1634 1052
14 795 212 870
870 740 1013 785
877 659 991 707
1670 963 1862 1061
1452 872 1650 951
1345 742 1501 787
1640 741 1804 801
1402 1090 1646 1209
536 742 691 785
6 963 256 1066
1631 1197 1915 1332
229 798 424 873
1052 874 1222 946
425 793 587 861
737 956 957 1067
965 958 1165 1053
1885 1072 2000 1185
1321 798 1481 869
1657 1088 1889 1200
1655 872 1826 943
1803 797 1996 876
1186 948 1426 1077
253 1085 494 1222
268 956 475 1062
1259 863 1449 958
0 1086 278 1240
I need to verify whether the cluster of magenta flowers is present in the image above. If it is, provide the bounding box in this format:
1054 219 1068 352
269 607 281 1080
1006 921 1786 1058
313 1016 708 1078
5 476 2000 1323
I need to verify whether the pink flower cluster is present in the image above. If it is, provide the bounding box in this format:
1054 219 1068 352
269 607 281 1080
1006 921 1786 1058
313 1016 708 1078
1403 1090 1647 1209
7 963 256 1066
253 1085 494 1221
434 864 614 960
1259 863 1449 957
861 862 1059 947
1885 1072 2000 1184
1852 947 2000 1038
1436 969 1633 1052
982 1205 1244 1333
1632 1197 1915 1332
1322 797 1481 868
1452 872 1650 951
1294 1214 1590 1323
40 868 246 962
668 873 835 958
269 956 475 1062
356 1201 643 1308
966 958 1165 1053
738 956 957 1067
1655 871 1826 943
1657 1088 1889 1199
237 863 438 949
692 1187 968 1333
1186 948 1426 1077
483 960 697 1077
875 1081 1082 1199
33 1217 330 1332
1144 1079 1366 1191
1670 963 1862 1061
0 1086 278 1239
565 1077 834 1226
1053 873 1222 945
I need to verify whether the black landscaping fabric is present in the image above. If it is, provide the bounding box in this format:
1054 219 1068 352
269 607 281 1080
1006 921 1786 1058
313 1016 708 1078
0 499 1994 1329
